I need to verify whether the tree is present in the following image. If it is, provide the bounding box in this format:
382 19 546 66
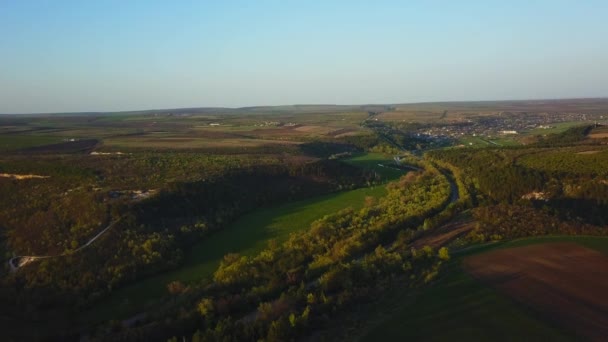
438 247 450 261
167 281 186 295
191 330 202 342
197 298 214 318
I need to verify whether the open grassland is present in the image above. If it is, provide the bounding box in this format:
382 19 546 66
526 121 588 135
85 153 402 322
455 135 520 148
456 135 493 147
488 136 521 146
0 134 65 152
362 236 608 341
342 152 404 180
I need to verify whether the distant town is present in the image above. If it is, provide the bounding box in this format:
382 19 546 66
413 111 607 142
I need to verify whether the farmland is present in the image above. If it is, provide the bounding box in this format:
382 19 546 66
465 243 608 341
4 0 608 339
361 236 608 341
0 134 65 152
1 99 608 341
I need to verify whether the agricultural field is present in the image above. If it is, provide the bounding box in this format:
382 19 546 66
588 124 608 139
526 121 589 135
0 134 66 152
465 243 608 341
362 236 608 341
0 110 370 154
375 110 446 123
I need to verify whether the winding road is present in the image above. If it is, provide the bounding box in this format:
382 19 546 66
8 220 119 272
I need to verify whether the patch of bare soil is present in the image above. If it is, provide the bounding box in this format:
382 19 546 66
0 173 49 180
576 150 601 154
589 132 608 139
326 128 356 137
294 125 329 133
464 243 608 341
411 221 474 250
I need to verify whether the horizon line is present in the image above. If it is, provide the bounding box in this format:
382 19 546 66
2 96 607 116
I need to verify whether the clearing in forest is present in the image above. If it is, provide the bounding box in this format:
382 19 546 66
84 153 402 323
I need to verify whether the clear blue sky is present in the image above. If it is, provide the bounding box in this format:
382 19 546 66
1 1 607 113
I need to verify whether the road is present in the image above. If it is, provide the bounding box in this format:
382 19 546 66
8 220 119 272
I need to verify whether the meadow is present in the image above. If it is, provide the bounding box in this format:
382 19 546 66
0 134 65 152
526 121 587 135
84 153 403 322
455 135 521 148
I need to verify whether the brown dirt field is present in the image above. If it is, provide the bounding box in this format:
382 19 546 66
589 132 608 139
334 131 363 138
411 221 474 250
464 243 608 341
294 125 328 133
576 150 601 154
189 130 250 139
326 128 356 137
250 127 302 137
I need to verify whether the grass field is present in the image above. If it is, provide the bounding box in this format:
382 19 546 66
361 236 608 341
342 152 404 180
85 153 403 322
526 121 588 135
457 135 520 148
0 134 65 152
488 137 521 146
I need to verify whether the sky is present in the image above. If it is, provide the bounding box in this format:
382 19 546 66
1 1 607 113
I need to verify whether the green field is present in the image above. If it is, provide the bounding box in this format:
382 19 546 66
457 135 493 147
342 152 405 180
85 153 403 322
0 134 65 152
526 121 588 135
457 135 520 148
362 236 608 341
488 137 521 146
